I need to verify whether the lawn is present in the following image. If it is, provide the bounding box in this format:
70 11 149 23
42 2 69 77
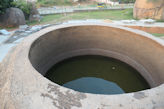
151 33 164 37
27 8 133 25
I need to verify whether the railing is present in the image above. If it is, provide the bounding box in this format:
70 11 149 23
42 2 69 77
38 4 134 15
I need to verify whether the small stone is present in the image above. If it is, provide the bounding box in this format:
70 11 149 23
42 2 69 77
19 25 29 30
16 29 26 33
0 29 10 35
42 24 51 28
13 36 18 38
25 31 32 33
139 19 156 24
30 25 42 32
20 33 28 36
121 20 136 24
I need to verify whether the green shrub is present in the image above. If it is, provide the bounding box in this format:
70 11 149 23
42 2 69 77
0 0 14 14
12 0 32 19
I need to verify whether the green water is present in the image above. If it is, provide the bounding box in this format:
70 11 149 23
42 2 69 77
45 55 150 94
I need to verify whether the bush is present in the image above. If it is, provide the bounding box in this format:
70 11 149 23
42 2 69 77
0 0 14 14
12 0 33 19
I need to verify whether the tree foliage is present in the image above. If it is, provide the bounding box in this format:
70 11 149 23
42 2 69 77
0 0 14 14
12 0 33 19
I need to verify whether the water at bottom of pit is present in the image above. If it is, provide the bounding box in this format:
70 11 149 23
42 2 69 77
45 55 150 95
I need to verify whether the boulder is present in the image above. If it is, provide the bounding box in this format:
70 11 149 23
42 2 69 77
0 8 26 27
133 0 164 20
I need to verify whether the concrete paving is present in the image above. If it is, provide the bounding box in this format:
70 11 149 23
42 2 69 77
0 24 51 62
0 44 16 62
0 20 164 63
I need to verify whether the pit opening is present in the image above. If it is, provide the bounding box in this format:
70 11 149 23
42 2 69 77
46 55 150 94
29 24 164 95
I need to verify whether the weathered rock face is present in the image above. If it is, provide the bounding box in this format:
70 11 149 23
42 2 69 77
0 8 26 27
133 0 164 20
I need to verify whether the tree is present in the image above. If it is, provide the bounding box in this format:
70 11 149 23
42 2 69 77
0 0 14 14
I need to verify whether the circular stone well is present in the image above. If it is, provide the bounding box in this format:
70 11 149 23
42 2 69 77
0 23 164 109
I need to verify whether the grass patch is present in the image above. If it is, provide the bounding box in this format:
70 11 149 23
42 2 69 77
29 8 133 25
71 9 133 20
1 9 134 29
151 33 164 37
156 20 164 22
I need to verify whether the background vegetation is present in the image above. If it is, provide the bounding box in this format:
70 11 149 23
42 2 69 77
36 0 136 7
0 0 32 20
0 0 14 14
28 8 133 25
12 0 33 19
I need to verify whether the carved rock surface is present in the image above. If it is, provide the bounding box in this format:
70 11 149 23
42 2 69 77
133 0 164 20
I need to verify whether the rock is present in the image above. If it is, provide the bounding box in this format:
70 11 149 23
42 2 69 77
0 29 10 35
19 25 29 30
121 20 136 24
0 8 26 27
139 19 156 24
29 4 41 22
17 25 30 32
42 24 51 29
20 32 28 36
30 25 42 32
133 0 164 20
13 36 18 39
25 30 33 33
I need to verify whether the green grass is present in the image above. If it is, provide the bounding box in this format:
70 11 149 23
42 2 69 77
27 8 133 25
151 33 164 37
156 20 164 22
1 9 134 29
72 9 133 20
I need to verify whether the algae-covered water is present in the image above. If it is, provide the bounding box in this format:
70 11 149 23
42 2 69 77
45 55 150 94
